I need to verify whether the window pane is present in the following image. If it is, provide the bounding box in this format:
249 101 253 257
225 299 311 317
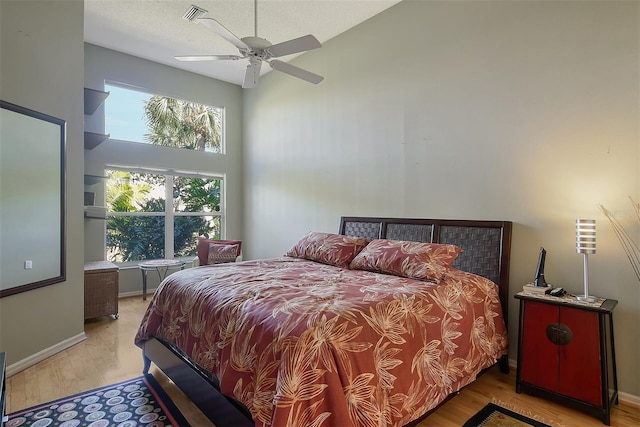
105 84 223 153
173 177 221 213
106 216 165 262
104 85 150 143
107 170 165 213
174 216 221 257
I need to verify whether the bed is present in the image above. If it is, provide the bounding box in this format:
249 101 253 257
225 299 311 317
135 217 512 427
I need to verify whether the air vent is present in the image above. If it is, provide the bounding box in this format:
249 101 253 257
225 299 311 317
182 4 207 22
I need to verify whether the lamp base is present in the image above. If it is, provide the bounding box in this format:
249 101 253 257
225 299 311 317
576 294 597 303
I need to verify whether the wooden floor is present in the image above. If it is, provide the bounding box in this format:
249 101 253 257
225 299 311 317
6 296 640 426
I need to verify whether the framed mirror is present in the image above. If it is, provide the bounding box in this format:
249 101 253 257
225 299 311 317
0 100 66 297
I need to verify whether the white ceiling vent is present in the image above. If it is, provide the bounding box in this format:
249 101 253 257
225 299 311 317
182 5 208 22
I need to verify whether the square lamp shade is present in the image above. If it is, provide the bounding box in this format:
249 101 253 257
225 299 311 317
576 219 596 302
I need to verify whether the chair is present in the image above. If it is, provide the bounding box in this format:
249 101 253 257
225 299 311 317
196 237 242 265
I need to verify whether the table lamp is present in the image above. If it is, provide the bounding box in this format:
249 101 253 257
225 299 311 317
576 219 596 302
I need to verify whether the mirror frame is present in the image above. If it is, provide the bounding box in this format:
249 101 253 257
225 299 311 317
0 100 66 297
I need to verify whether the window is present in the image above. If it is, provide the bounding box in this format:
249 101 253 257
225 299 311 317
101 83 227 263
104 83 224 153
105 168 222 263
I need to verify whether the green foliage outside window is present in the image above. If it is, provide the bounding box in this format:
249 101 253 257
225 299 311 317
144 96 222 153
106 172 221 262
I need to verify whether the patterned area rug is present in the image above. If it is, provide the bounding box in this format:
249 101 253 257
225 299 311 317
463 402 551 427
6 374 190 427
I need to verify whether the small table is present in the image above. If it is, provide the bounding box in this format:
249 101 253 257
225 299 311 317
139 259 186 300
515 291 618 425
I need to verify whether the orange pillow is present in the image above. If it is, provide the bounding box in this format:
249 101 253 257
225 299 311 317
286 232 369 268
349 239 462 282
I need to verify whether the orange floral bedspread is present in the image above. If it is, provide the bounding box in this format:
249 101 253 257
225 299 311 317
135 257 508 427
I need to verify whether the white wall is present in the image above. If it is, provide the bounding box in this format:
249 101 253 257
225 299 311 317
243 1 640 397
0 0 85 364
84 44 244 295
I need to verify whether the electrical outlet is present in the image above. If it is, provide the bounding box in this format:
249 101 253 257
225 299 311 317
24 260 32 269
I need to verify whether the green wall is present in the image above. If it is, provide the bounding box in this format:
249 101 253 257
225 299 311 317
0 0 86 368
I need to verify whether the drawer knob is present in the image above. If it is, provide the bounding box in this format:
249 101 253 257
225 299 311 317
546 322 573 345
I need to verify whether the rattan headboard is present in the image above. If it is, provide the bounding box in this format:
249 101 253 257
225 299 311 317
339 216 512 323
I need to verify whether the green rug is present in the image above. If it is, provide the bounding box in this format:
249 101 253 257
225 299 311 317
6 374 190 427
463 402 551 427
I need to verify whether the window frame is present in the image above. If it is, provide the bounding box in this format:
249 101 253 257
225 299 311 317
99 81 230 266
104 81 227 154
104 165 226 266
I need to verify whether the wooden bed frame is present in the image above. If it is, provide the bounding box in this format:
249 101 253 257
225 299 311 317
142 216 512 427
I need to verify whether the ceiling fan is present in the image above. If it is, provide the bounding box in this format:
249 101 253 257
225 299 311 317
177 2 324 88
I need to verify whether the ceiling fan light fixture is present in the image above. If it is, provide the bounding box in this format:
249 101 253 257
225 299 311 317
182 4 208 22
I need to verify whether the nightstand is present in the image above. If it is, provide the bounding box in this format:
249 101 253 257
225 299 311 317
84 261 119 319
515 292 618 425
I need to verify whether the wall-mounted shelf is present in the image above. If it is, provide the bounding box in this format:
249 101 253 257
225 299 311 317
84 131 110 150
84 206 107 219
84 87 110 149
84 87 110 115
84 174 106 185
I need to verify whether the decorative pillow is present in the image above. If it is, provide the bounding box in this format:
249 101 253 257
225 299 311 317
349 239 463 282
197 238 242 265
286 232 370 268
208 243 240 264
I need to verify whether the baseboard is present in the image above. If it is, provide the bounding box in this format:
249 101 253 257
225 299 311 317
618 391 640 407
6 332 87 377
507 357 640 407
118 288 157 299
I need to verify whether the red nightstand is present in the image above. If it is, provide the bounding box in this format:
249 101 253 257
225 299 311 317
515 292 618 425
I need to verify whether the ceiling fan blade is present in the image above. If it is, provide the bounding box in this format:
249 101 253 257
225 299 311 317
243 59 262 89
175 55 243 61
269 60 323 84
267 34 322 58
196 17 249 50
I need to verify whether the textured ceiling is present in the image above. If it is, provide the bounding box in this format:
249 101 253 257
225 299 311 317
84 0 402 87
